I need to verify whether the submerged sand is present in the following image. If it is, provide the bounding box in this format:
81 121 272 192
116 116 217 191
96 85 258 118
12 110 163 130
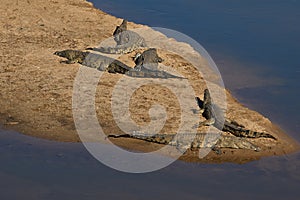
0 0 299 163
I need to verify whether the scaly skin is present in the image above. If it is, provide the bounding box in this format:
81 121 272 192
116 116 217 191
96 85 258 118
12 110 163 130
54 49 131 73
107 132 261 152
54 50 89 64
125 69 186 79
54 49 185 79
197 89 276 140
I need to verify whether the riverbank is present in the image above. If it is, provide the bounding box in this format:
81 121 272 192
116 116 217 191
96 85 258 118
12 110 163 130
0 0 298 163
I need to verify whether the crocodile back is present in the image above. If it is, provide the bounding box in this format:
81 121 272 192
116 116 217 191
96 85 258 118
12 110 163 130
82 53 131 73
96 30 146 54
134 48 163 71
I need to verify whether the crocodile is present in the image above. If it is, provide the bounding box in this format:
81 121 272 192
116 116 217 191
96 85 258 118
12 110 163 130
196 89 276 140
87 19 146 54
134 48 163 71
130 48 184 78
129 48 185 78
107 132 261 153
54 49 131 74
54 49 185 79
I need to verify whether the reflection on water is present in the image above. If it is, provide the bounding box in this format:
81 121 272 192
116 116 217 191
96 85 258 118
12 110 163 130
1 130 300 199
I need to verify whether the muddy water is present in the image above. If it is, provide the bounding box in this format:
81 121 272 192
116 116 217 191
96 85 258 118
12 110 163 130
1 0 299 199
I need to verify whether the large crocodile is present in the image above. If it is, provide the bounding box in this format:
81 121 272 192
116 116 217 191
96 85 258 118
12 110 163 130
107 132 261 153
128 48 184 78
87 19 146 54
134 48 163 71
54 49 185 79
54 49 131 74
196 89 276 139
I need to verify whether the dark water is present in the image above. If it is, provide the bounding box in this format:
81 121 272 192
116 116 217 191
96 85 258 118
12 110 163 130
1 130 300 200
1 0 300 199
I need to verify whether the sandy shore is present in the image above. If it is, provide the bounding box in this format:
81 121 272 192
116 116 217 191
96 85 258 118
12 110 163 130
0 0 299 163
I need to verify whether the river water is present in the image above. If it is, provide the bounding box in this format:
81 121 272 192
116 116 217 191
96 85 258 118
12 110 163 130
1 0 299 199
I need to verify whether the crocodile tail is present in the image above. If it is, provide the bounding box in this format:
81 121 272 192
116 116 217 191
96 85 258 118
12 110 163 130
107 134 146 140
125 70 186 79
107 133 172 144
223 121 276 140
228 127 276 140
107 134 129 138
89 45 137 54
125 70 149 78
152 71 186 79
241 130 277 140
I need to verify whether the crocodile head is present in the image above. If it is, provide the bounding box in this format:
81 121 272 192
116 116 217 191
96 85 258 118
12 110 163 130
54 50 68 57
54 50 88 64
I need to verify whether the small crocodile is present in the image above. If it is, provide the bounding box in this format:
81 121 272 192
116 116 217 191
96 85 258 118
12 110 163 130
87 19 146 54
107 132 261 153
196 89 276 140
54 49 185 79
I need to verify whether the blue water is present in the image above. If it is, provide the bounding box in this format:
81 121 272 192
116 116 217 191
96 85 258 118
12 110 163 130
1 130 300 199
1 0 300 199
